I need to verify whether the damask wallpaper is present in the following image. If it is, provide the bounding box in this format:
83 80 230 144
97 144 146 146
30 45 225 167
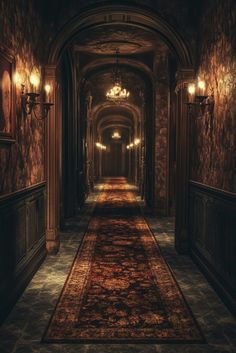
190 0 236 193
0 1 45 195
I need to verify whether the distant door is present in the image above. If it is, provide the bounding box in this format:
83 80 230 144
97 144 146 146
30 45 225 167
102 142 124 176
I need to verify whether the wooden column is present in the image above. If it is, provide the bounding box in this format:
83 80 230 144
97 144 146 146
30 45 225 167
45 65 60 254
175 68 195 254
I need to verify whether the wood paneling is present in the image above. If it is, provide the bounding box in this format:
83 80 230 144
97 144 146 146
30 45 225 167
0 183 46 323
189 181 236 316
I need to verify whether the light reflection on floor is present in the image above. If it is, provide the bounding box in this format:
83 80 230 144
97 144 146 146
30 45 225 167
0 183 235 353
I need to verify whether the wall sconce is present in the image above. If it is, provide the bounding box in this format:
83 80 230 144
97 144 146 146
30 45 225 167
95 142 107 150
14 71 54 120
127 139 140 149
187 77 214 114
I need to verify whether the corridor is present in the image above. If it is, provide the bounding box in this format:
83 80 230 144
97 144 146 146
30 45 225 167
0 180 236 352
1 1 236 352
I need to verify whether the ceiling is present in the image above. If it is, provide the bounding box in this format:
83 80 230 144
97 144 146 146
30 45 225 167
73 24 167 55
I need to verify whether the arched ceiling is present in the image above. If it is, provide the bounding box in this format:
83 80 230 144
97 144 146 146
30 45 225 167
98 115 134 133
94 105 139 139
73 24 168 55
48 5 193 66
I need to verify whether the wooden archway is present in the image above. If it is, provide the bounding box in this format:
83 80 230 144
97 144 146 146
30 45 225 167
44 4 194 253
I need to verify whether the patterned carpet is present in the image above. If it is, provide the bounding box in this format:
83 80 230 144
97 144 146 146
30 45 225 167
43 178 204 343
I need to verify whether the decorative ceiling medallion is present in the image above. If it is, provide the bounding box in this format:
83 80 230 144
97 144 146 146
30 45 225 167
94 41 142 54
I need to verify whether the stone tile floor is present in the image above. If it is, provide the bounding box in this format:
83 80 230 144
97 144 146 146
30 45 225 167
0 185 236 353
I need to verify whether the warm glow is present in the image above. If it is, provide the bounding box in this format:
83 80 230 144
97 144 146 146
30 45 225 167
30 72 40 88
96 142 106 150
188 83 196 96
198 78 206 93
44 84 51 94
106 82 130 101
112 131 121 139
127 139 141 149
13 72 22 86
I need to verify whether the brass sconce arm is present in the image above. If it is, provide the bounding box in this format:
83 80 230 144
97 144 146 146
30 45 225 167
21 84 53 120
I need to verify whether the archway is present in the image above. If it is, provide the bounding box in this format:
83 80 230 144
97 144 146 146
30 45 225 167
44 4 194 254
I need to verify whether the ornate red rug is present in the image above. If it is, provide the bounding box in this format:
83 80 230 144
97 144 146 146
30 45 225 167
43 178 204 343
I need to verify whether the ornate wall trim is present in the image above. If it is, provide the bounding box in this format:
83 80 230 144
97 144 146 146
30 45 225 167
0 181 46 202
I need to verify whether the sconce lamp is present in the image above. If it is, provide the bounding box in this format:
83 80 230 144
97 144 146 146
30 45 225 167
127 138 140 149
14 71 54 120
187 77 214 114
95 142 107 150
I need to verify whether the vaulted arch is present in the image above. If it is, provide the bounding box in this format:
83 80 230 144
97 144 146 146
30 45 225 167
47 4 193 67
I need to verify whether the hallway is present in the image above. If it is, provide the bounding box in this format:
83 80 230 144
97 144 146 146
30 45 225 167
1 1 236 352
0 180 236 352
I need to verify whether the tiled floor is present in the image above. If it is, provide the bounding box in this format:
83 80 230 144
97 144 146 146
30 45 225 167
0 184 236 353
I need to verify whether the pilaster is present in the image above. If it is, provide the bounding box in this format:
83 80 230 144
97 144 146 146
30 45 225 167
44 65 60 254
175 68 195 254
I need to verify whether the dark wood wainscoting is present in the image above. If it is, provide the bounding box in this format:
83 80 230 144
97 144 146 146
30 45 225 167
0 182 46 324
189 181 236 316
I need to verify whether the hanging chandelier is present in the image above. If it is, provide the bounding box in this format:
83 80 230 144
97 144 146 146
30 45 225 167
106 49 130 102
111 131 121 139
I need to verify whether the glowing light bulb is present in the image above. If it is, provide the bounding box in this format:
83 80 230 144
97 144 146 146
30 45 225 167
188 83 196 95
30 72 40 92
198 78 206 95
134 138 141 145
44 84 51 102
44 84 51 94
13 72 22 86
187 83 196 103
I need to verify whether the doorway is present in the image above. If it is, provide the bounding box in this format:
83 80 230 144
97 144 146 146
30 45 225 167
103 141 128 177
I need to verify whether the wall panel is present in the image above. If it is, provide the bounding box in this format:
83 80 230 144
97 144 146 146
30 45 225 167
0 183 46 323
189 181 236 315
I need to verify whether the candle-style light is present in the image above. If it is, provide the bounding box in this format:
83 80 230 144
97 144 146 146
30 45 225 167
30 72 40 93
14 69 54 120
187 83 196 103
95 142 106 150
186 78 214 114
44 84 51 103
197 78 206 96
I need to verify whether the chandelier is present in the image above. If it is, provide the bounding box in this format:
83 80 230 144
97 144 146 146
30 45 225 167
111 131 121 139
106 49 130 102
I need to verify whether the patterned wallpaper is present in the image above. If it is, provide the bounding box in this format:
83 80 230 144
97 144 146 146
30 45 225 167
190 0 236 193
0 1 45 195
154 52 169 213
